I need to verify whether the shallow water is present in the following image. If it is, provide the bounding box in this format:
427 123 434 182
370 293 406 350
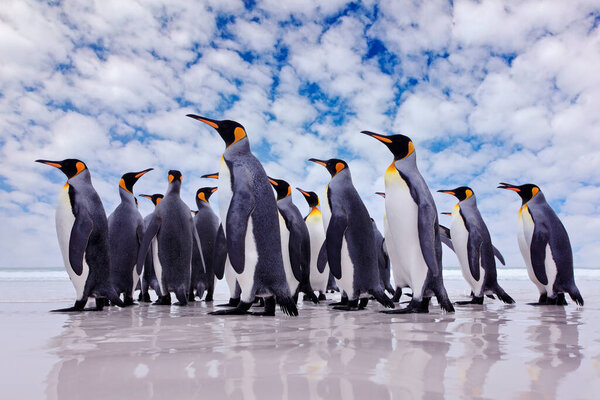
0 273 599 399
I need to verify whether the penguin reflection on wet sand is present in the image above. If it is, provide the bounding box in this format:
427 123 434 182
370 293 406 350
188 114 298 316
268 177 318 304
107 168 153 306
437 186 514 305
498 183 583 306
137 194 163 302
362 131 454 313
137 170 205 306
35 159 125 311
309 158 394 311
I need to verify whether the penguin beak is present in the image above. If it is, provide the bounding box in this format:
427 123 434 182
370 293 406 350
498 182 520 192
134 168 153 179
138 194 153 200
201 172 219 179
186 114 220 130
296 188 310 197
308 158 327 167
268 177 278 186
35 159 62 169
361 131 393 144
211 187 218 193
441 212 452 216
437 190 456 196
375 192 386 198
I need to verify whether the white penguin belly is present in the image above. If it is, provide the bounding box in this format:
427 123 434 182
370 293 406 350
131 265 140 297
518 206 545 293
224 256 238 297
306 212 328 292
219 157 238 294
384 171 428 299
336 237 355 299
56 184 89 301
450 207 485 296
279 212 299 295
152 237 165 295
383 213 406 289
544 245 558 297
237 215 259 303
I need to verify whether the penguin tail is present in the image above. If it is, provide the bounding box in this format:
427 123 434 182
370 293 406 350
370 288 395 309
276 296 299 317
492 284 515 304
568 287 584 306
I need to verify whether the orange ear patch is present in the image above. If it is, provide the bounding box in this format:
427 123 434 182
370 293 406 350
168 174 174 183
286 186 291 197
532 187 539 197
198 192 207 202
335 162 345 173
234 127 246 143
75 161 85 174
119 178 129 192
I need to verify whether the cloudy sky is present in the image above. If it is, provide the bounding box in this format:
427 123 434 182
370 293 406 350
1 0 599 270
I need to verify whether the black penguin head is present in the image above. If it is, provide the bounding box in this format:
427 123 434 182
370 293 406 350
498 182 541 204
296 188 319 207
308 158 348 177
268 177 291 200
196 187 218 203
437 186 474 202
35 158 87 179
187 114 247 148
361 131 415 161
201 172 219 179
375 192 386 199
139 193 163 206
119 168 153 194
168 170 182 184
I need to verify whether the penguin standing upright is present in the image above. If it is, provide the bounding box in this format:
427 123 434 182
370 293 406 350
362 131 454 313
498 183 583 306
35 159 124 311
188 115 298 316
267 178 318 303
190 186 219 302
107 168 153 305
296 188 330 300
308 158 394 311
137 170 204 306
437 186 515 305
138 193 163 302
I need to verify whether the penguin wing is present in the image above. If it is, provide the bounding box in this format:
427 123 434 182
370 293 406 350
379 239 390 270
135 221 145 275
317 242 328 273
530 224 550 285
136 213 161 277
285 218 305 282
192 221 206 274
69 205 94 276
438 224 455 252
225 188 255 274
492 245 505 266
325 211 347 280
416 201 443 277
212 224 227 280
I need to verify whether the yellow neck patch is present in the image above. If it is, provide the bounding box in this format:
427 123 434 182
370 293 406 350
156 198 162 205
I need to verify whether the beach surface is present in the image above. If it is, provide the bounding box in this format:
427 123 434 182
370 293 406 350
1 269 599 399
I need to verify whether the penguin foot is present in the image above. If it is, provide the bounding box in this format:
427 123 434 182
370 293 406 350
153 295 172 306
251 297 276 316
188 293 196 302
486 294 496 299
216 298 240 307
329 296 349 306
251 298 265 308
391 288 402 302
381 299 429 314
358 298 369 310
455 297 484 305
139 293 152 303
124 297 137 306
83 298 106 311
51 299 87 312
204 291 214 302
333 299 360 311
318 293 327 301
209 302 252 315
557 293 568 306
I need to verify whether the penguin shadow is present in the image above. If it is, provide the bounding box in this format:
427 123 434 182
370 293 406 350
517 307 583 399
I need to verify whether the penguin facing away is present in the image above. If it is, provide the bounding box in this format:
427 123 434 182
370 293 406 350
437 187 515 305
190 186 219 302
498 183 583 306
362 131 454 314
268 178 318 303
136 170 204 306
108 168 153 306
35 159 125 311
308 158 394 311
138 193 163 302
296 188 330 300
188 114 298 316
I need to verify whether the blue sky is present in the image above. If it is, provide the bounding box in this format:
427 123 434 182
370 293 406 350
1 0 600 268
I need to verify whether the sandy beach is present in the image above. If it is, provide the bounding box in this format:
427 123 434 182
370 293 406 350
1 269 599 400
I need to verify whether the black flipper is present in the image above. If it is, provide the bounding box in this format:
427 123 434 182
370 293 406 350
226 189 255 274
325 211 348 280
493 245 505 265
530 226 550 285
68 206 93 276
136 214 162 280
136 222 145 275
285 215 304 282
439 224 455 252
466 235 482 282
317 242 327 273
212 224 227 280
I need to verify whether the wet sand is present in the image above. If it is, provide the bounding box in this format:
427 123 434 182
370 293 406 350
1 277 599 399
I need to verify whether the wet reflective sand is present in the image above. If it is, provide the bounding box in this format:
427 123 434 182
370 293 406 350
1 279 599 399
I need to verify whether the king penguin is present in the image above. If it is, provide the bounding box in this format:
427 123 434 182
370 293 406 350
296 188 330 300
308 158 394 311
138 193 163 302
437 186 515 305
108 168 153 305
136 170 204 306
35 159 125 311
498 183 583 306
268 178 318 303
188 114 298 316
362 131 454 313
190 186 219 302
371 217 395 297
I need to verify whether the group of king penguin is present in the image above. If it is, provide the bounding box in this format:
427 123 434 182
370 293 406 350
35 116 584 315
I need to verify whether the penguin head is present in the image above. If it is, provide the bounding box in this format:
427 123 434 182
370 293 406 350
498 182 540 204
437 186 474 202
201 172 219 179
375 192 386 199
268 177 292 201
139 193 163 206
168 170 182 184
187 114 247 148
119 168 153 194
361 131 415 161
196 187 218 203
308 158 348 177
35 158 87 179
296 188 319 207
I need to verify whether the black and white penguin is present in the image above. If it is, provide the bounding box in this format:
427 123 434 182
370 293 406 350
107 168 153 305
190 186 219 302
137 193 163 302
371 218 395 297
296 188 330 300
362 131 454 313
437 186 515 305
498 183 583 306
308 158 394 311
35 159 124 311
267 178 318 303
136 170 204 306
188 114 298 316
